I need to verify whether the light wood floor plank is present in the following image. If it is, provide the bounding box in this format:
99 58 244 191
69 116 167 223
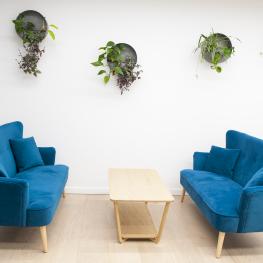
0 195 263 262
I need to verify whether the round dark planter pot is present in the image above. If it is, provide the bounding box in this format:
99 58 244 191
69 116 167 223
203 33 232 63
15 10 48 42
108 43 137 70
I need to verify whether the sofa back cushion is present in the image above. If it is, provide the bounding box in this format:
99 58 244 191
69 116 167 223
226 130 263 186
0 163 8 177
245 167 263 188
0 122 23 177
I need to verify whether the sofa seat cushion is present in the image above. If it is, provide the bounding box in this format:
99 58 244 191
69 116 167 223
14 165 68 226
180 169 242 232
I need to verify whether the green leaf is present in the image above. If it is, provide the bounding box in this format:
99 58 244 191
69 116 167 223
104 75 110 84
223 48 232 57
114 66 123 75
118 43 125 51
99 47 106 50
211 53 221 66
91 61 103 66
98 70 106 75
107 41 115 47
48 30 55 40
119 55 125 62
215 66 222 73
49 24 58 30
98 53 106 61
114 46 121 54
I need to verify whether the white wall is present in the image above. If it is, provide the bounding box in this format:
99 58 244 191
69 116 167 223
1 0 263 194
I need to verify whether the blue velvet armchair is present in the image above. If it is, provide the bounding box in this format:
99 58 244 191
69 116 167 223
180 130 263 258
0 121 68 252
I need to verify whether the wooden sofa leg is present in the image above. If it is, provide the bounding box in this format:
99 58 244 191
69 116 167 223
181 188 186 203
39 226 48 253
216 232 225 258
62 191 66 198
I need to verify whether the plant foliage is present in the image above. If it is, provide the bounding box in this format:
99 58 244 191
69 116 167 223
196 32 235 73
13 16 58 76
91 41 142 94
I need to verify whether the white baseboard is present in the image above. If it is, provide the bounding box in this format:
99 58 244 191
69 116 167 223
65 187 183 195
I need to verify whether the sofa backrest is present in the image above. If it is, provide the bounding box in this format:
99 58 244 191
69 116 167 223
0 122 23 177
226 130 263 186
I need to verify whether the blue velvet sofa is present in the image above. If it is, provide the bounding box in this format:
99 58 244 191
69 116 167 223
0 121 68 252
180 130 263 258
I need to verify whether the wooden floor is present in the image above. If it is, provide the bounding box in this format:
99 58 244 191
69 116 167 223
0 195 263 263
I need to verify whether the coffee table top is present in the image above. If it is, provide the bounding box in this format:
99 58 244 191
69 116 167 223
109 168 174 202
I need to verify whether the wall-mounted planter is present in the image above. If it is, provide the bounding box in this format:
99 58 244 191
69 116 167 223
13 10 57 77
196 32 236 73
107 43 137 70
15 10 48 42
91 41 142 95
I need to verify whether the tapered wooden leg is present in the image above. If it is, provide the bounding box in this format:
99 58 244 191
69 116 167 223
39 226 48 253
181 188 186 203
216 232 225 258
62 191 66 198
114 201 123 243
154 202 171 243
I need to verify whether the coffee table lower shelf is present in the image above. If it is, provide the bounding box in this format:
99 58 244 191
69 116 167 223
113 201 171 243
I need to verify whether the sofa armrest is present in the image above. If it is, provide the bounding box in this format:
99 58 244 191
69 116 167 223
193 152 209 170
38 147 56 165
0 178 29 227
238 186 263 233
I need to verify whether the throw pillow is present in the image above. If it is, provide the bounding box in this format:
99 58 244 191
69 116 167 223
204 145 240 177
10 137 44 172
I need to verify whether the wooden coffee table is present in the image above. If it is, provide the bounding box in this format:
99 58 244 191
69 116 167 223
109 169 174 243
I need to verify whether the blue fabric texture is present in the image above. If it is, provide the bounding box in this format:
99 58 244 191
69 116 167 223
204 145 240 177
180 169 241 232
226 130 263 186
0 122 23 177
38 147 56 165
0 177 29 226
0 163 8 177
238 186 263 232
0 121 68 228
181 130 263 234
14 165 68 226
10 137 44 172
193 152 209 170
245 168 263 188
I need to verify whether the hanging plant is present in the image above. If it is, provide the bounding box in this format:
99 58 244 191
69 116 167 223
196 31 238 73
91 41 142 94
13 10 58 76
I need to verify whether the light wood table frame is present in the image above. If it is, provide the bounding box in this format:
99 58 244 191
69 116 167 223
109 169 174 243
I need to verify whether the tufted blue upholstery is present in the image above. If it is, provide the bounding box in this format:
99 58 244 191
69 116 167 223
181 130 263 234
0 122 68 228
180 169 241 232
226 130 263 186
0 121 23 178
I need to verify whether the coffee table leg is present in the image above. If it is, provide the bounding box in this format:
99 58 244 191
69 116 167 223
114 201 124 243
154 202 171 243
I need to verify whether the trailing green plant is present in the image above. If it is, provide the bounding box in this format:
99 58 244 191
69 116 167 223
91 41 142 94
196 32 235 73
13 16 58 76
